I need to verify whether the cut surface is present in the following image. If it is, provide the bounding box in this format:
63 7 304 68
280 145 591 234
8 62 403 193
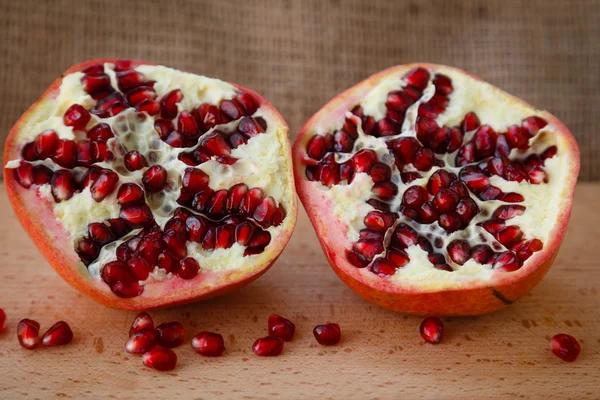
293 63 579 315
4 59 297 310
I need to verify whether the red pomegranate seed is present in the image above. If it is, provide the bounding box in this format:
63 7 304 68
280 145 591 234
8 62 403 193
200 131 231 156
101 261 136 284
252 335 284 356
135 98 161 116
402 185 428 209
236 91 259 115
123 150 147 171
76 140 95 167
142 165 167 193
154 119 174 140
438 212 462 232
455 142 475 166
191 331 225 356
352 149 377 173
403 67 430 90
92 141 112 162
76 238 100 265
353 239 384 261
17 319 40 349
126 86 157 106
542 146 558 160
268 314 295 342
156 322 185 348
495 226 523 246
126 329 157 355
317 163 340 187
522 116 547 137
117 183 145 206
241 187 264 216
120 204 153 228
220 99 244 121
142 346 177 371
472 125 497 157
191 189 214 212
196 104 224 131
313 323 341 346
14 163 34 188
480 219 506 234
63 104 91 131
371 258 398 276
417 201 438 224
387 249 410 268
111 280 144 298
412 147 435 171
79 165 100 187
51 170 76 202
181 168 209 194
427 169 456 195
21 142 37 161
493 251 521 272
138 236 162 265
455 198 479 222
447 127 463 152
515 239 543 261
88 222 114 245
493 205 526 220
235 221 255 246
33 129 58 159
419 316 444 344
177 111 199 138
215 225 234 249
470 245 493 264
447 240 471 265
41 321 73 347
392 137 420 164
306 135 327 160
393 224 418 248
52 139 77 168
178 258 200 280
372 182 398 199
478 185 502 201
163 232 187 259
433 188 459 213
550 334 581 362
157 251 177 273
225 183 248 212
90 169 119 202
364 211 397 232
129 312 154 336
82 73 111 95
129 257 152 280
31 166 53 185
207 189 228 217
459 167 490 192
0 309 5 331
238 116 265 137
461 112 480 132
156 89 182 119
116 69 147 92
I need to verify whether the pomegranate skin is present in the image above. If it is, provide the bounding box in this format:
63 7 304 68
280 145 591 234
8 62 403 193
292 63 580 316
4 59 298 310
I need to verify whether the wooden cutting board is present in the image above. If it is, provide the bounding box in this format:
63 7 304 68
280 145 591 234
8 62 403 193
0 184 598 399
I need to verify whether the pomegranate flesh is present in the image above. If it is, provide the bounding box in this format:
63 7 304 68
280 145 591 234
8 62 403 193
4 59 297 310
293 64 579 315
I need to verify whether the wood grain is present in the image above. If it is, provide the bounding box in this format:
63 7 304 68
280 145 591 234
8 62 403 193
0 184 598 399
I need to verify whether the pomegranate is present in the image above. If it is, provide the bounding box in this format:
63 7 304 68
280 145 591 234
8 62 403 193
41 321 73 346
191 331 225 356
4 59 297 310
267 314 295 341
292 64 579 315
550 334 581 362
313 323 341 345
419 316 444 344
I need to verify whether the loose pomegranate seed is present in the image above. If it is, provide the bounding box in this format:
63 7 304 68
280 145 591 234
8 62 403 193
177 258 200 280
191 331 225 356
124 150 147 171
41 321 73 346
126 329 157 354
252 335 284 356
90 169 119 202
0 309 5 331
268 314 296 342
51 170 76 202
419 316 444 344
142 346 177 371
550 334 581 362
129 312 154 336
313 323 341 346
63 104 91 130
17 319 40 349
156 322 186 348
142 165 167 193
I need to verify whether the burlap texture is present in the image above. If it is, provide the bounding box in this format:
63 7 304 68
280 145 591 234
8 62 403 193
1 0 598 179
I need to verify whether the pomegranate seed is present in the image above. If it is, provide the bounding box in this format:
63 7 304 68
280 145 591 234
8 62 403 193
129 257 152 280
206 189 227 217
438 212 461 232
372 182 398 199
455 198 479 222
313 323 341 345
371 258 398 276
76 238 100 265
550 333 580 362
191 331 226 356
17 319 40 349
515 239 543 261
123 150 147 171
236 91 259 115
177 111 199 138
142 165 167 193
135 99 160 115
459 167 490 192
117 69 147 92
364 211 397 232
461 112 480 132
402 185 428 209
214 224 234 249
196 104 224 131
472 125 497 157
14 163 34 188
403 67 430 90
447 240 471 265
353 239 384 261
427 169 456 195
191 189 214 212
495 225 523 246
268 314 296 342
181 167 209 193
417 201 438 224
493 205 526 220
76 140 95 167
31 166 53 184
480 219 506 234
200 131 231 156
159 89 184 119
119 204 153 228
522 116 547 137
126 329 157 354
41 321 73 347
306 135 327 160
156 322 185 348
220 99 244 120
392 137 420 164
52 139 77 168
252 335 284 356
21 142 37 161
117 183 145 205
82 74 111 95
126 86 157 106
111 280 144 298
101 261 136 284
178 257 200 280
88 222 114 245
63 104 91 131
129 312 154 336
317 162 341 187
412 147 435 171
455 142 475 166
33 129 58 159
393 224 419 248
447 127 463 152
433 188 459 212
471 245 494 264
0 309 5 331
90 169 119 202
419 316 444 344
240 187 264 216
493 251 521 272
157 251 177 272
51 170 76 202
369 162 391 183
478 185 502 201
387 250 410 268
162 232 187 259
138 236 162 265
238 116 265 137
235 221 255 246
346 249 369 268
142 346 177 371
352 149 377 173
542 146 558 160
154 119 174 140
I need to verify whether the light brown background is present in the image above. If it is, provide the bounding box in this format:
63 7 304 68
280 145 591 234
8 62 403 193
1 0 599 179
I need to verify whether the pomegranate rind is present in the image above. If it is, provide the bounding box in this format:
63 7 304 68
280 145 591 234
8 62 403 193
292 63 579 316
4 59 297 310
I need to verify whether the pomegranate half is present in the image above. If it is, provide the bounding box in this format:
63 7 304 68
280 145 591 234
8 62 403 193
293 64 579 316
4 59 297 310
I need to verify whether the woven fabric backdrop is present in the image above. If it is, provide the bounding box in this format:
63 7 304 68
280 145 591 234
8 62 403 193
1 0 598 179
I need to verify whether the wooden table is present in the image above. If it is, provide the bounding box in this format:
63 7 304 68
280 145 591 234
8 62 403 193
0 184 598 399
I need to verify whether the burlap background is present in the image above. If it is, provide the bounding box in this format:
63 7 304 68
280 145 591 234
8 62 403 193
1 0 598 179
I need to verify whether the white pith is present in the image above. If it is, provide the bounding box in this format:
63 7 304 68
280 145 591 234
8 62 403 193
5 63 295 284
306 67 567 290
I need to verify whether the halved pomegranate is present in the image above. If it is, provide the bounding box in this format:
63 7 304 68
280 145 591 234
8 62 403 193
4 59 297 310
293 64 579 315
